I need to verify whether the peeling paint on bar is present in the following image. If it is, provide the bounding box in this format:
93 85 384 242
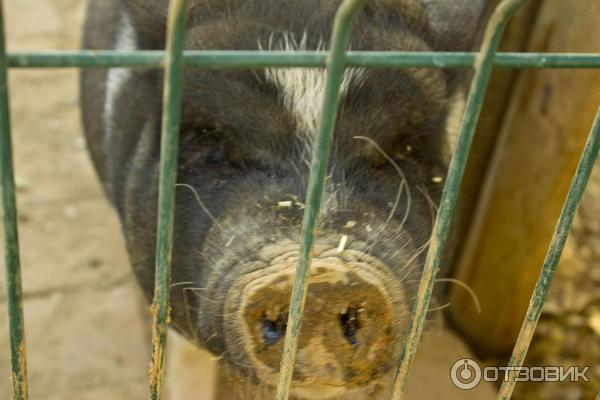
5 51 600 69
497 109 600 400
148 0 188 399
389 1 528 399
274 1 367 399
0 1 29 399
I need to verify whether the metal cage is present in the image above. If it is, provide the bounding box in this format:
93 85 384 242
1 0 600 399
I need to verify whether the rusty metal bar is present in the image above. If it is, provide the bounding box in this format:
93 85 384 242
0 1 28 398
274 0 366 399
148 0 189 399
497 108 600 399
389 0 528 398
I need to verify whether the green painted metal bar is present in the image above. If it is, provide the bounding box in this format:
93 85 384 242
148 0 188 399
497 108 600 399
274 0 366 399
389 0 527 399
0 2 28 399
5 51 600 69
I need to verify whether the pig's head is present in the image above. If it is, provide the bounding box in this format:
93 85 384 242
90 0 492 397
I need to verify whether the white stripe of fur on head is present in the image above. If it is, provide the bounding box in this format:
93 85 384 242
258 32 366 218
260 31 367 139
103 10 137 174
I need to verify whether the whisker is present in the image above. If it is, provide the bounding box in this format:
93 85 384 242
176 183 222 227
175 182 259 268
417 185 437 228
398 238 430 283
353 135 412 231
182 287 199 343
169 321 196 343
428 302 451 312
435 278 481 314
170 281 195 289
351 136 413 262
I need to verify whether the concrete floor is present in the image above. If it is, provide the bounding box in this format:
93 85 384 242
0 1 151 398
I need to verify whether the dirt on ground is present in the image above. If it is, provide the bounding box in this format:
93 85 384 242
0 1 598 400
0 1 152 398
513 173 600 399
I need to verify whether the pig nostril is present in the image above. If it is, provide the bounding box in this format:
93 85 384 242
340 308 360 346
262 314 287 345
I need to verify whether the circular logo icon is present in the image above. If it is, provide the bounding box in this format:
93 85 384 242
450 358 482 390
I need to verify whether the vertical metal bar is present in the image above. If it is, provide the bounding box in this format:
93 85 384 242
0 2 28 399
497 108 600 400
148 0 188 399
389 1 527 398
274 0 366 399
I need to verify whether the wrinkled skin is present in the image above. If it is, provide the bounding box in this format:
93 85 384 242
81 0 492 398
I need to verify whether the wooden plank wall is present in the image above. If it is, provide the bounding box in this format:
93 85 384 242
447 0 600 355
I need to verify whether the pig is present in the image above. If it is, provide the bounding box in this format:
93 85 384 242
80 0 493 398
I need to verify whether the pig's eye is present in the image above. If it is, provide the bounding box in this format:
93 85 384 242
179 127 244 169
262 315 287 345
340 308 360 346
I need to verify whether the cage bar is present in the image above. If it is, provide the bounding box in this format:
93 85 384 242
274 0 366 399
148 0 188 399
389 0 528 398
0 2 28 399
5 51 600 70
497 108 600 399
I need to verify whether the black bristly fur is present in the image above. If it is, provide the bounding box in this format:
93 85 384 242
80 0 494 390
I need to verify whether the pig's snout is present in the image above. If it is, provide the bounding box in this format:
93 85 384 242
245 262 393 346
224 246 409 395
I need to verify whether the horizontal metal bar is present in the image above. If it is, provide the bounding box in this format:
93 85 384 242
497 108 600 400
390 0 528 398
7 51 600 69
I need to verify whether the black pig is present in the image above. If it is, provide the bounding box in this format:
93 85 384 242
81 0 492 398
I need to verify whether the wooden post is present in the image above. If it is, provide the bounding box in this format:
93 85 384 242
444 0 541 280
448 0 600 355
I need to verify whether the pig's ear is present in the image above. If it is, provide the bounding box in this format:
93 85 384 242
121 0 241 49
122 0 169 49
420 0 497 51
